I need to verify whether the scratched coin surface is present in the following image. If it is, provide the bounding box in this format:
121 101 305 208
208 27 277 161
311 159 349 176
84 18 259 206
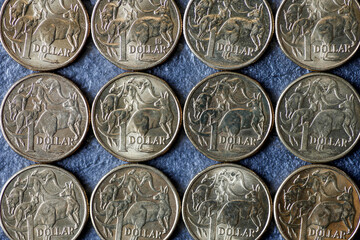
0 0 89 71
275 73 360 163
91 0 181 70
0 164 88 240
0 73 90 163
276 0 360 71
182 164 272 240
184 72 273 162
183 0 273 70
90 164 180 240
274 165 360 240
91 72 181 162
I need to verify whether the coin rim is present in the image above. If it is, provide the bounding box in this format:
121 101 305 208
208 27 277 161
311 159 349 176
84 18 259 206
90 163 181 240
0 72 91 163
0 0 90 71
0 163 89 240
273 164 360 240
183 71 274 162
275 72 360 163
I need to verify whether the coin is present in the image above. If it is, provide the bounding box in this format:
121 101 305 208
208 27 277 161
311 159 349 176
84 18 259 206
90 164 180 240
275 73 360 163
0 73 90 163
184 72 273 162
182 163 272 240
0 0 90 71
274 164 360 240
276 0 360 71
0 164 88 240
91 0 181 70
183 0 273 70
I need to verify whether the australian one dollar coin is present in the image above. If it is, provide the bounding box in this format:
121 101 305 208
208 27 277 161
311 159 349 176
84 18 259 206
274 164 360 240
0 164 88 240
184 0 273 70
182 164 272 240
184 72 273 162
276 0 360 71
91 0 181 70
90 164 180 240
275 73 360 163
0 0 90 71
91 72 181 162
0 73 90 163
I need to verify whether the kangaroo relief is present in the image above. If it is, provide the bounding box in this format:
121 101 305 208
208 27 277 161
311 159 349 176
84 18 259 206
91 164 180 240
184 72 273 162
276 73 360 163
92 72 181 162
0 73 90 163
0 165 88 240
0 0 89 70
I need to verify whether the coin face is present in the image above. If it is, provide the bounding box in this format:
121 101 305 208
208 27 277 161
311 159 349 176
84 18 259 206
0 73 90 163
91 0 181 70
184 0 273 70
182 164 272 240
92 72 181 162
184 72 273 162
276 0 360 71
0 164 88 240
90 164 180 240
274 165 360 240
0 0 89 71
275 73 360 163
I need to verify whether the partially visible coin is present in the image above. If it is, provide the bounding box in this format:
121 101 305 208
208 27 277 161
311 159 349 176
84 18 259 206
275 72 360 163
0 73 90 163
276 0 360 71
184 72 273 162
274 164 360 240
182 163 272 240
90 164 180 240
0 0 89 71
92 72 181 162
0 164 88 240
91 0 181 70
184 0 273 70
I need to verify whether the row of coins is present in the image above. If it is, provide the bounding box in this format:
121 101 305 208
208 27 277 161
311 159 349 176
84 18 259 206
1 162 359 239
1 0 359 71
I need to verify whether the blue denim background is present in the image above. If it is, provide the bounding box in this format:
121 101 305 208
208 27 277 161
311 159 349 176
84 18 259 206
0 0 360 239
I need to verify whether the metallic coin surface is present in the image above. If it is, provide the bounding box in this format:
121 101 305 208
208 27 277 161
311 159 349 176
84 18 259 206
91 0 181 70
184 72 273 162
184 0 273 70
91 72 181 162
0 0 90 71
0 164 88 240
276 0 360 71
182 163 272 240
0 73 90 163
274 164 360 240
90 164 180 240
275 73 360 163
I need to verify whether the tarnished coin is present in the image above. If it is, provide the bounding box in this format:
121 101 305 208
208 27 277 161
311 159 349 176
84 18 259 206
182 164 272 240
275 73 360 163
184 0 273 70
276 0 360 71
0 164 88 240
91 0 181 70
0 73 90 163
0 0 90 71
184 72 273 162
90 164 180 240
274 165 360 240
91 72 181 162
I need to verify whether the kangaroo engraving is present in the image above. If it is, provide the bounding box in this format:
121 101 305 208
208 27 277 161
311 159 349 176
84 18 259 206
99 174 125 210
7 83 33 121
191 174 216 211
5 177 28 215
8 0 33 25
193 0 215 24
99 0 123 29
283 0 306 31
104 98 133 134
